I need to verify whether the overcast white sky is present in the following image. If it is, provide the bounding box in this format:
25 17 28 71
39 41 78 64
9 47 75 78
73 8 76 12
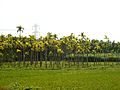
0 0 120 41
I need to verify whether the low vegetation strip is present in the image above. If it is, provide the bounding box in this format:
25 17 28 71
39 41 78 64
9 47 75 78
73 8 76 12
0 68 120 90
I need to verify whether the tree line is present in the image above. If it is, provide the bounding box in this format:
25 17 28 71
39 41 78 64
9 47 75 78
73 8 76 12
0 26 120 68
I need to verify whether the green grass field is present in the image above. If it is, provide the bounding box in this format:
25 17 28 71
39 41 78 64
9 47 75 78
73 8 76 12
0 68 120 90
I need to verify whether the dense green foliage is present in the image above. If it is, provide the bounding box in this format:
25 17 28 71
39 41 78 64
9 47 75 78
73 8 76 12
0 68 120 90
1 32 120 68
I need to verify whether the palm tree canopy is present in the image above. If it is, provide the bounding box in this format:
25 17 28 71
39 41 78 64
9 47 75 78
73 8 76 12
16 25 24 32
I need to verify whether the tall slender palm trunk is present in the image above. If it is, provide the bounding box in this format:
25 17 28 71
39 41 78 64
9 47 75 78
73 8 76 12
45 50 47 69
30 51 33 65
39 52 42 67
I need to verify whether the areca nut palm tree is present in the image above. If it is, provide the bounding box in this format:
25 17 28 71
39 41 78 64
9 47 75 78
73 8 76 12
16 25 24 37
